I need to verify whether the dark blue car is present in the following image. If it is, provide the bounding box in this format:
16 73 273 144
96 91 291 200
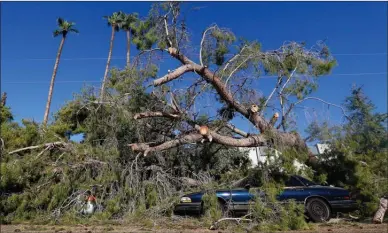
174 175 358 222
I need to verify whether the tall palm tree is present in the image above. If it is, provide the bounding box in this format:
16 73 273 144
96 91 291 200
100 12 123 101
119 12 138 67
43 18 78 125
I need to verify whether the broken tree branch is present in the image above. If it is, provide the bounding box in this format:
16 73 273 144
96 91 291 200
163 12 173 47
8 142 68 155
153 64 195 86
225 123 249 137
129 124 269 156
133 111 181 120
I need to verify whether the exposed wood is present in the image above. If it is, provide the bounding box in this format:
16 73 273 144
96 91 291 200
153 64 194 86
133 111 180 120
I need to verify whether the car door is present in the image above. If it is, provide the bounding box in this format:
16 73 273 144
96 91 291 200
230 188 254 212
277 176 308 203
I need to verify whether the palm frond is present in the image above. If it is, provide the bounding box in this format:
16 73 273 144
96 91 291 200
53 29 62 37
69 28 79 34
57 17 64 26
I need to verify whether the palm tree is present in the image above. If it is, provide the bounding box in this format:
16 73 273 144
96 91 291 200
119 12 138 67
100 12 123 101
43 18 79 125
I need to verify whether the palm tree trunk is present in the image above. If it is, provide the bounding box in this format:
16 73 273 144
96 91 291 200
43 36 65 125
126 30 131 67
100 26 116 101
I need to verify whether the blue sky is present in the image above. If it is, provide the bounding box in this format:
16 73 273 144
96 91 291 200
1 2 387 139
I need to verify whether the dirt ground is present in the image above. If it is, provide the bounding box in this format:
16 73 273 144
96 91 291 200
1 223 387 233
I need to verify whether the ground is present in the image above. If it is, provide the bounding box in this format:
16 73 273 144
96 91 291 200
1 222 387 233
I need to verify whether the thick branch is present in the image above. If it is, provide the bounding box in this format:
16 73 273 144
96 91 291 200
164 47 272 133
130 125 305 156
153 64 195 86
133 111 180 120
130 133 203 156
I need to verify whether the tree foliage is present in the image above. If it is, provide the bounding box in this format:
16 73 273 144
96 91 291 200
307 86 388 216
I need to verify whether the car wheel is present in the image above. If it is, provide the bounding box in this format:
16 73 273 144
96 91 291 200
306 198 331 222
216 199 229 217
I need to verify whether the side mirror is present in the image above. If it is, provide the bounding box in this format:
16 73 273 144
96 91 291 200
244 184 251 190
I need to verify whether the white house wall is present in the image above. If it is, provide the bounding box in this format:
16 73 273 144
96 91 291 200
239 146 306 171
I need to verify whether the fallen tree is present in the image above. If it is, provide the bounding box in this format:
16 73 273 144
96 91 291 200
128 2 341 156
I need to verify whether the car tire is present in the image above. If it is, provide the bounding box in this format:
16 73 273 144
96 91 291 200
306 198 331 222
217 199 229 217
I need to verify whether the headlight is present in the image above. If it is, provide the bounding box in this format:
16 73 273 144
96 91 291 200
180 197 192 203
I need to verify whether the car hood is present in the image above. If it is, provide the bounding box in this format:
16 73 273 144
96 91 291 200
183 191 204 197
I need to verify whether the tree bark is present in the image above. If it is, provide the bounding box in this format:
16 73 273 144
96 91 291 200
100 26 116 101
43 36 66 125
126 30 131 67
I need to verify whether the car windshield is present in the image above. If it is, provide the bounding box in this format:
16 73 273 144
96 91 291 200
295 176 317 186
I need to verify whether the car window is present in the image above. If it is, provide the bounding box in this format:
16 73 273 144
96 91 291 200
285 176 303 187
295 176 317 186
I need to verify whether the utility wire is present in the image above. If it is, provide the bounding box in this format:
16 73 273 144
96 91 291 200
3 72 387 84
1 52 387 61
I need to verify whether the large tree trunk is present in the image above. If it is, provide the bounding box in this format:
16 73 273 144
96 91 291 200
126 30 131 67
43 36 65 125
100 26 116 101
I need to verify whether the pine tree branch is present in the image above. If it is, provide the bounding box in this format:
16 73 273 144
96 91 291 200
133 111 181 120
8 142 68 155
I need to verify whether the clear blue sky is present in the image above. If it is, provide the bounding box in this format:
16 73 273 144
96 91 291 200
1 2 387 138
